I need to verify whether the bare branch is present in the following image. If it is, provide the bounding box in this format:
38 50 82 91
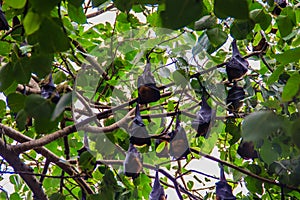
0 123 94 195
0 139 48 200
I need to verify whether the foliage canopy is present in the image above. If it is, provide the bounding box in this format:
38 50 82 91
0 0 300 199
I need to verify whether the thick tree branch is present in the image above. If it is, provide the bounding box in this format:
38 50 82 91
13 125 77 154
0 139 48 200
0 124 94 195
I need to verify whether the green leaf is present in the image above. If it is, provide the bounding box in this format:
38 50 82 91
172 69 188 88
9 193 22 200
206 27 228 48
51 92 72 121
274 47 300 65
30 53 53 77
38 17 70 53
250 9 271 30
16 109 27 131
214 0 249 20
194 15 217 30
282 73 300 102
260 140 279 165
6 0 26 9
7 93 26 113
267 65 284 85
187 180 194 190
68 0 84 7
79 150 96 174
147 12 163 27
0 63 15 92
29 0 61 14
244 176 263 194
92 0 107 7
230 19 254 40
156 142 167 153
192 32 216 55
23 12 42 35
114 0 134 12
13 58 31 84
49 193 66 200
68 4 87 24
24 95 51 118
24 94 57 133
290 118 300 149
277 15 294 37
0 41 12 56
160 0 207 29
241 111 284 142
0 100 6 118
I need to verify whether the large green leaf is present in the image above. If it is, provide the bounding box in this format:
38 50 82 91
114 0 134 12
67 4 87 24
0 42 12 56
241 111 285 142
160 0 207 29
38 17 70 53
267 65 284 85
24 95 52 119
260 140 279 165
15 109 27 131
29 0 61 14
7 93 26 113
12 57 31 84
23 11 42 35
192 32 217 55
6 0 26 9
51 92 72 120
282 73 300 102
214 0 249 20
0 100 6 118
290 118 300 149
24 95 58 133
250 9 272 30
49 193 66 200
230 19 254 40
30 53 53 77
206 27 228 48
0 63 15 92
274 47 300 65
194 15 217 30
68 0 84 7
277 15 294 37
92 0 107 7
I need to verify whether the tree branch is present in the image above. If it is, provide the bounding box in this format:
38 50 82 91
0 138 48 200
86 4 115 18
190 148 300 193
0 124 94 195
